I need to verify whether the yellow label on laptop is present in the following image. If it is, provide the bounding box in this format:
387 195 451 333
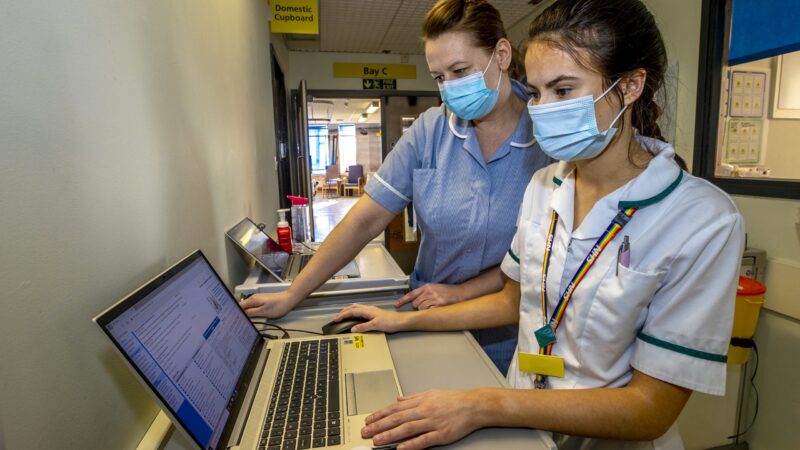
518 352 565 378
353 335 365 349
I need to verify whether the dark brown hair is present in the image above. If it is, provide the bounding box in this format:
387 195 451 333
527 0 685 169
423 0 524 80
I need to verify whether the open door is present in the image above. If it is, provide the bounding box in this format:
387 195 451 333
381 95 442 273
289 80 316 241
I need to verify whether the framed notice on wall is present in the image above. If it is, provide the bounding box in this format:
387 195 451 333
728 70 767 118
723 119 762 164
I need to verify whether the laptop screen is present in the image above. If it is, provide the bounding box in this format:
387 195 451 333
98 252 260 450
226 218 290 279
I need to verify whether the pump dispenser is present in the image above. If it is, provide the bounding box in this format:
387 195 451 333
276 209 293 253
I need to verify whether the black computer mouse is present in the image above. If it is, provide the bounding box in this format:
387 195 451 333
321 317 369 335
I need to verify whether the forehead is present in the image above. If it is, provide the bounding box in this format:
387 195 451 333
425 30 483 68
524 41 597 85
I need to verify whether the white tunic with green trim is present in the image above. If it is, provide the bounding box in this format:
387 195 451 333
500 137 745 449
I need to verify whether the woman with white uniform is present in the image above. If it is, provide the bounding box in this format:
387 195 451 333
332 0 745 448
241 0 551 374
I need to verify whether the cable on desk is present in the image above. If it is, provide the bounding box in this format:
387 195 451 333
727 340 759 441
250 319 324 338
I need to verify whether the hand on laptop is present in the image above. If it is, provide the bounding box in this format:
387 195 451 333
333 304 408 333
240 291 299 318
361 389 485 450
394 283 463 310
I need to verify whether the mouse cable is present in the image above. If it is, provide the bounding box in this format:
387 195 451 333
257 329 283 340
250 319 324 338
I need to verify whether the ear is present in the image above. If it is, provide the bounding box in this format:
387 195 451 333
621 68 647 105
495 38 514 71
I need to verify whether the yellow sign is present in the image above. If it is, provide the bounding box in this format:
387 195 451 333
334 63 416 80
353 335 365 349
271 0 319 35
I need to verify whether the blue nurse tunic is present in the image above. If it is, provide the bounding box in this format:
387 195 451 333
364 80 552 374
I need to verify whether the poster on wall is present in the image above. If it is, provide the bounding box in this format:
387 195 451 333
728 70 767 118
724 119 762 164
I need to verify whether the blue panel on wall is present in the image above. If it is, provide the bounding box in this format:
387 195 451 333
729 0 800 66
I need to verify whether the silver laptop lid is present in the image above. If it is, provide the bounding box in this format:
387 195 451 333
94 251 263 450
225 218 289 282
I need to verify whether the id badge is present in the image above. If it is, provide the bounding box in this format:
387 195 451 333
518 352 565 378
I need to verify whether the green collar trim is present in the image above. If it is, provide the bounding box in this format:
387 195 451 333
618 170 684 209
552 176 563 186
507 248 520 264
638 332 727 363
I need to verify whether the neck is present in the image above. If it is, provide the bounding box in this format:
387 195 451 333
472 76 523 131
574 129 652 196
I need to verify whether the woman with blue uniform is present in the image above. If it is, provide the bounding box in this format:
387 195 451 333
242 0 551 374
332 0 745 448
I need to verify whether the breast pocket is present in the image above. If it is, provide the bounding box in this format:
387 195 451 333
582 265 662 358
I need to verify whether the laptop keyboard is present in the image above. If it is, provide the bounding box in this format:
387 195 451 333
259 339 342 450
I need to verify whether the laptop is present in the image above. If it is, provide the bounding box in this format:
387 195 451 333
94 250 402 450
225 218 360 283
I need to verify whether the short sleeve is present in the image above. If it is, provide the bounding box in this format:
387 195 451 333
631 212 745 395
500 230 522 282
363 115 427 214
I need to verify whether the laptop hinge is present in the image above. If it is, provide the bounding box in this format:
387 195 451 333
226 344 271 448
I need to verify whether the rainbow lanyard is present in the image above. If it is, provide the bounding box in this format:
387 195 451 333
533 206 637 386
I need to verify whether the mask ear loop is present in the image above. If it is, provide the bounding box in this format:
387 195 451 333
594 78 623 104
595 77 627 132
483 47 503 91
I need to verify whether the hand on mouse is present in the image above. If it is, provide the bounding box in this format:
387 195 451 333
240 291 300 319
394 283 463 310
333 304 409 334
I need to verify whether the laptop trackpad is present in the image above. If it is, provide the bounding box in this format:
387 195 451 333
345 370 399 416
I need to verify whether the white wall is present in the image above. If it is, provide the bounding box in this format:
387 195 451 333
638 1 800 448
0 1 285 448
288 51 438 92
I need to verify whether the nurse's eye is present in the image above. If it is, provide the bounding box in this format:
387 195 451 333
528 91 541 102
453 68 468 76
432 74 444 83
555 87 572 98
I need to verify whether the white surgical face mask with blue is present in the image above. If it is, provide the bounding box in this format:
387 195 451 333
527 78 627 161
438 48 502 121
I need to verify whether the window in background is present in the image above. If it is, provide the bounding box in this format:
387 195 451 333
309 125 328 174
338 124 356 172
694 0 800 199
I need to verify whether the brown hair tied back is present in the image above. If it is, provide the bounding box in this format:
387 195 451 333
527 0 668 143
423 0 525 80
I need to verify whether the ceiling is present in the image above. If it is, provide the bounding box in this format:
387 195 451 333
308 98 382 125
284 0 540 54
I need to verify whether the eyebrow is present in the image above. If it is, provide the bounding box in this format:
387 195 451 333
446 61 469 71
527 75 581 90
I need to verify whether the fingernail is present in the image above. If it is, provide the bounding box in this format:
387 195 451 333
373 433 385 445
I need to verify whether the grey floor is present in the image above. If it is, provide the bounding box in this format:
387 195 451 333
313 195 359 242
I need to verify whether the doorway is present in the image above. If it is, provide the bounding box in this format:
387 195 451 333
289 88 440 274
306 97 383 241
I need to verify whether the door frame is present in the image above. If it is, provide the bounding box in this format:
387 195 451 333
292 88 440 183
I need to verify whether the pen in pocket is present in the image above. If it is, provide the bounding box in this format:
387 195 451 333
617 235 630 276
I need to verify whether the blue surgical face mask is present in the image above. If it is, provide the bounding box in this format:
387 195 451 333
439 49 502 121
527 78 627 161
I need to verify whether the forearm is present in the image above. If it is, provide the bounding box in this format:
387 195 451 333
401 278 520 331
454 266 504 301
473 371 690 441
288 196 393 300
